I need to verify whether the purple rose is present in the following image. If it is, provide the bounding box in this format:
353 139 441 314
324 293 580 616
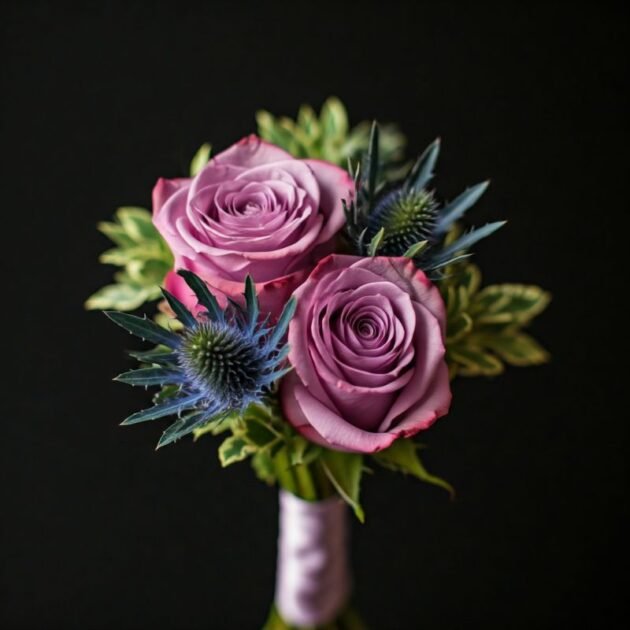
152 135 353 318
281 255 452 453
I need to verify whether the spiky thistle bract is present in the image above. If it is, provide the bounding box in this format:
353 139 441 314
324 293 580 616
343 123 506 278
105 270 296 449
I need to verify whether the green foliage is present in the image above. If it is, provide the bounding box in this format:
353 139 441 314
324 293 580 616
219 435 257 466
86 207 173 311
441 261 551 378
256 96 406 173
321 450 365 523
373 440 454 498
189 142 212 176
209 401 283 467
193 398 368 519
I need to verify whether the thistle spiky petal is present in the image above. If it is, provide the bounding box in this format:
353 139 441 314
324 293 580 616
108 271 295 447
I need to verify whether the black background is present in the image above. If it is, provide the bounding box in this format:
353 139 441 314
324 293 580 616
2 2 627 629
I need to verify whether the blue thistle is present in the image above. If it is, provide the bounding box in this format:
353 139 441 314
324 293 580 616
105 270 295 448
344 123 506 277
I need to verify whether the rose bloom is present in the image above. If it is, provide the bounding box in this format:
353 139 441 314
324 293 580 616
152 135 353 318
281 255 452 453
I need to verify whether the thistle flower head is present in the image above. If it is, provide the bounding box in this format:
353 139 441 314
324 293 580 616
178 321 268 406
344 123 505 277
106 270 295 448
368 188 438 256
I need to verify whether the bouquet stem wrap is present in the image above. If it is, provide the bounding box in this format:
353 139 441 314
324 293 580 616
275 490 351 627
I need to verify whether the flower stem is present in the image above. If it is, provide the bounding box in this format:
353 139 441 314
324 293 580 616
293 463 318 501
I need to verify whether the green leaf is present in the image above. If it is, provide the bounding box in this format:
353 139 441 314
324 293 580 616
193 411 238 440
446 284 470 319
403 240 429 258
126 259 172 286
297 104 319 137
153 311 184 332
288 435 322 466
85 284 151 310
477 331 550 366
115 207 157 242
218 435 256 467
373 439 455 498
321 450 365 522
243 417 277 447
99 247 134 266
459 264 482 296
367 227 385 257
97 221 136 248
447 312 473 343
320 96 348 140
472 284 551 324
189 142 212 176
252 450 276 485
256 111 300 154
91 205 173 312
449 344 504 376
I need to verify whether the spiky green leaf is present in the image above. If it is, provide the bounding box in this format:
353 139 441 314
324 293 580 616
406 138 440 192
177 269 223 322
121 392 204 425
436 221 506 262
366 121 380 203
160 288 197 328
115 367 182 387
244 275 259 332
128 347 178 366
157 411 208 448
104 311 181 348
267 297 296 348
435 181 490 233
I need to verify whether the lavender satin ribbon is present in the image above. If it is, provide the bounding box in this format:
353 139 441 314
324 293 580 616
274 490 351 627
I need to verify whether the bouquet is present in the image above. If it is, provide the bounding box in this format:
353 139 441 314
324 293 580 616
87 98 550 629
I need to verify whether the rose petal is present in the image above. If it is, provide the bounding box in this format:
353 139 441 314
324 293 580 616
212 134 294 168
152 177 191 215
281 373 398 453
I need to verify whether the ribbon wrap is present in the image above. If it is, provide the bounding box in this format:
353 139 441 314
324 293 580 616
274 490 350 627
